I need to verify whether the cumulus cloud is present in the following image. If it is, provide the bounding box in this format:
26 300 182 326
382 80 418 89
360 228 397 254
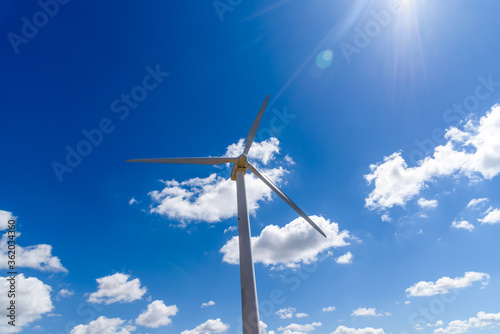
380 214 391 222
365 105 500 210
57 288 74 299
451 220 475 231
87 273 147 304
135 300 178 328
332 326 385 334
322 306 336 312
478 207 500 224
0 210 16 230
336 251 353 264
220 216 351 268
351 307 390 317
70 316 136 334
467 198 488 208
0 233 67 273
202 300 215 308
260 321 272 334
406 271 490 297
428 321 443 327
278 322 321 333
181 318 229 334
0 210 67 273
434 311 500 334
295 313 309 318
147 138 289 224
276 307 295 319
418 198 438 209
0 274 53 333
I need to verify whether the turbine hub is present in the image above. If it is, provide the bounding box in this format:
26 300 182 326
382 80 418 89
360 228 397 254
231 154 248 181
237 154 248 166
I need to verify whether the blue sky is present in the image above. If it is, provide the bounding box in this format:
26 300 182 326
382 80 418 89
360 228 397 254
1 1 500 333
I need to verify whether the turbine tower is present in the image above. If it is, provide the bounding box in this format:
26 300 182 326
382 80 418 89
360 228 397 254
128 95 326 334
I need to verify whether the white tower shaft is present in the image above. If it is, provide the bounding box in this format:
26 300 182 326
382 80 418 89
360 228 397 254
236 170 261 334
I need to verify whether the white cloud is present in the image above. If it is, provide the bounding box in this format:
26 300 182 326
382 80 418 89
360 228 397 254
0 233 67 273
351 308 390 317
57 288 74 299
451 220 474 231
295 313 309 318
434 311 500 334
220 216 351 268
223 226 237 234
336 251 353 264
332 326 385 334
478 207 500 224
87 273 147 305
260 321 272 334
70 316 136 334
406 271 490 297
129 197 138 205
365 105 500 210
467 198 488 208
276 307 295 319
418 198 438 209
278 322 321 332
380 214 391 222
202 300 215 308
181 318 229 334
0 211 67 273
135 300 178 328
148 138 289 224
322 306 336 312
0 210 16 230
428 321 443 327
0 274 53 333
225 138 281 164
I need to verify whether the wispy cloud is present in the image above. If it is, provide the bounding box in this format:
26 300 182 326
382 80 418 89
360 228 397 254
406 271 489 297
322 306 336 312
467 197 488 208
351 307 390 317
202 300 215 308
277 321 321 333
332 326 385 334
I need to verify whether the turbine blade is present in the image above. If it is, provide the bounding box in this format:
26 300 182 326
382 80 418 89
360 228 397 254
243 95 270 155
127 157 236 165
247 162 326 238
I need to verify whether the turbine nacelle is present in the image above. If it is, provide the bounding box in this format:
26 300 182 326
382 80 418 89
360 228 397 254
231 154 248 180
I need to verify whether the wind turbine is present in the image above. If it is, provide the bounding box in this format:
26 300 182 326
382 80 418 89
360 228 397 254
128 95 326 334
